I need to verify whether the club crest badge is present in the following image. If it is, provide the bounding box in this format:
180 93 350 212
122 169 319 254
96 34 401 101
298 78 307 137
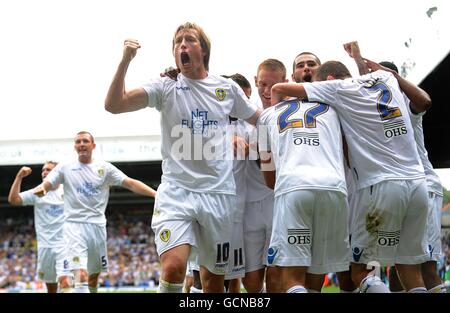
160 229 171 242
215 88 226 101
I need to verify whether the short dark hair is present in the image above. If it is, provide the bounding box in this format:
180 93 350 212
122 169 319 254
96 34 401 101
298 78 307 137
313 61 352 81
292 52 321 73
379 61 399 74
222 73 251 90
76 131 95 143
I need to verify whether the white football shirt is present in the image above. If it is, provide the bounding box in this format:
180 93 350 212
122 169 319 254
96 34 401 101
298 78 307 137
245 122 274 202
45 160 127 225
20 186 65 248
258 98 347 197
304 70 425 190
230 118 247 221
142 74 258 194
407 105 443 195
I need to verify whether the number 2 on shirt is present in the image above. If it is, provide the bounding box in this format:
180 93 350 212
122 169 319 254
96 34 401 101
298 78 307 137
366 81 402 121
278 99 328 133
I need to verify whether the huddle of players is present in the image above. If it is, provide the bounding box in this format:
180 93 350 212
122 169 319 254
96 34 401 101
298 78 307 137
9 22 444 293
182 39 444 293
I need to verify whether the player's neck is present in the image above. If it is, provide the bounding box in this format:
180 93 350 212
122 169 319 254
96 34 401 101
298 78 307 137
181 68 208 80
78 156 92 164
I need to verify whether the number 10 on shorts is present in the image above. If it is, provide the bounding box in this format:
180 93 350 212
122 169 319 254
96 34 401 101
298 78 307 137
216 242 230 263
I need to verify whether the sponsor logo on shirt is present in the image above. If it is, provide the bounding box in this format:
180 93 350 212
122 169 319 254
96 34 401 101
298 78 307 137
45 205 64 217
176 86 190 91
293 132 319 146
98 168 105 177
76 182 101 197
382 120 407 138
181 109 218 136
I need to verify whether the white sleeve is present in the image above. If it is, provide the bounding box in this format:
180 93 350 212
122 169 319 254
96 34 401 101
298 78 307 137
303 81 340 107
141 78 165 111
19 189 36 206
257 111 271 152
106 163 128 186
230 83 258 120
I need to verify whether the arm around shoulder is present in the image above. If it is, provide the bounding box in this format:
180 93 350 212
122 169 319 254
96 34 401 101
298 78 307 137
271 83 307 103
364 58 432 113
392 71 432 114
33 180 53 198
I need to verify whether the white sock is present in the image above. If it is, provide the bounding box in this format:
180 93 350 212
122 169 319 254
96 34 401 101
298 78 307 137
428 284 447 293
89 286 98 293
59 287 73 293
189 286 203 293
287 285 307 293
74 282 90 293
158 279 184 293
408 287 427 293
360 275 390 293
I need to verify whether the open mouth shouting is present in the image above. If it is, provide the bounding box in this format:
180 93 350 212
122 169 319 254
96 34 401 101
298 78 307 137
180 52 190 66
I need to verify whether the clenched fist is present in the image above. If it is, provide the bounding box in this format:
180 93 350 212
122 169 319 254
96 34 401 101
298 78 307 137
17 166 32 178
123 39 141 62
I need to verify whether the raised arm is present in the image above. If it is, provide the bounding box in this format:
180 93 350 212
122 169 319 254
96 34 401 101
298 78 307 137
105 39 149 114
121 177 157 198
343 41 369 75
271 83 308 105
364 58 432 114
8 166 32 205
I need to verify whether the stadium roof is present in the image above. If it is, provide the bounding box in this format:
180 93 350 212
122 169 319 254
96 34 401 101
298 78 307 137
419 51 450 168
